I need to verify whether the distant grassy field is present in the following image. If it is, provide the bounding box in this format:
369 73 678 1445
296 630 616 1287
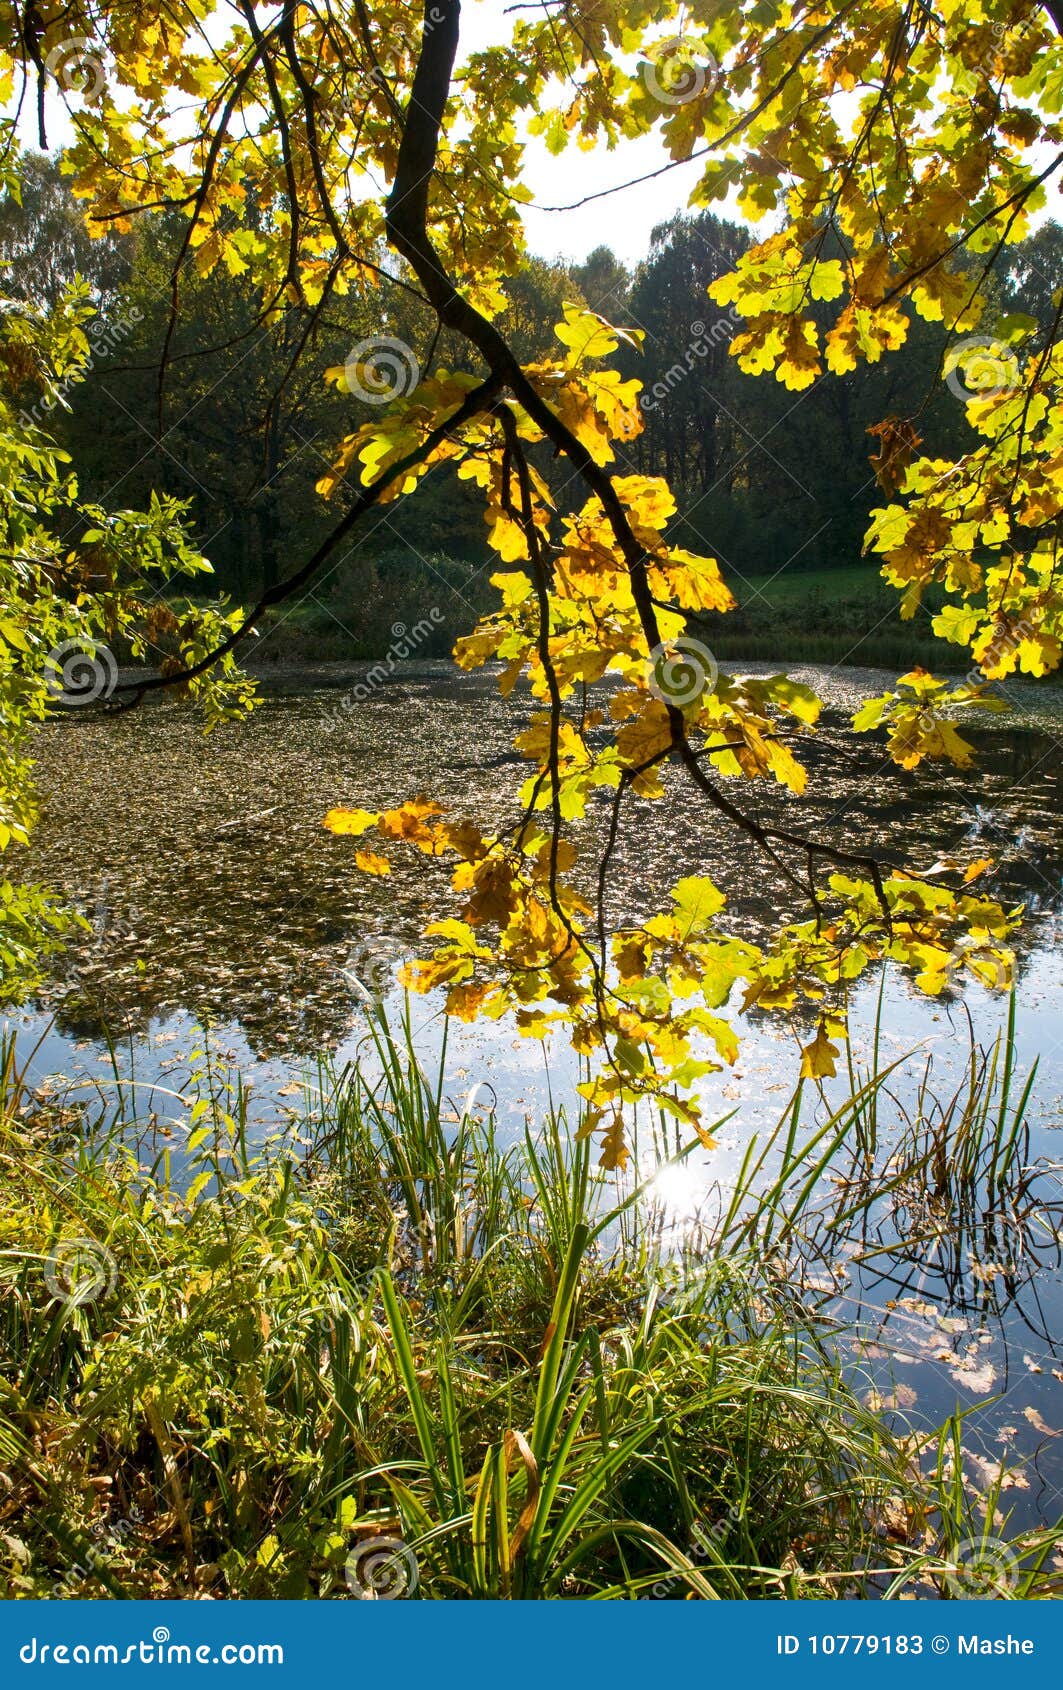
704 563 957 673
240 561 966 674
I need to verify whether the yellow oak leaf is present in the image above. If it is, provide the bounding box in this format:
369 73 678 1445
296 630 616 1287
323 807 378 836
800 1024 840 1079
354 850 390 876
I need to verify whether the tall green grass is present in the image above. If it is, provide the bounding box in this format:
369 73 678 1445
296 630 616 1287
0 1011 1059 1599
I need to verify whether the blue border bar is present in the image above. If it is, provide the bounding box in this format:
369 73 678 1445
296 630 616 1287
2 1601 1060 1685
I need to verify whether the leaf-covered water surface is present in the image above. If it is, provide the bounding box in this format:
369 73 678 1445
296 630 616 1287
12 660 1063 1538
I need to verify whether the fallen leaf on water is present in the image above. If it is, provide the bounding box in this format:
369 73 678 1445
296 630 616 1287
879 1494 910 1540
865 1383 918 1412
1023 1406 1058 1436
947 1352 997 1393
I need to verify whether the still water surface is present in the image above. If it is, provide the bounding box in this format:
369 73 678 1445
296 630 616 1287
11 660 1063 1530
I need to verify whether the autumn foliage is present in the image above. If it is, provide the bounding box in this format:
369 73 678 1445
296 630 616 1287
6 1 1059 1158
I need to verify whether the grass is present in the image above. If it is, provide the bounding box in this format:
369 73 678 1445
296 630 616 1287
169 561 1063 678
704 564 961 672
254 563 961 676
713 997 1063 1319
0 1008 1060 1600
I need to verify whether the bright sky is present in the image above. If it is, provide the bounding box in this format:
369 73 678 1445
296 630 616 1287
461 0 706 264
22 0 703 267
21 0 1059 270
493 128 707 267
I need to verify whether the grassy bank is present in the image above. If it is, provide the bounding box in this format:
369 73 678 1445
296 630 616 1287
705 565 956 672
172 556 1054 677
1 1015 1059 1600
242 564 956 674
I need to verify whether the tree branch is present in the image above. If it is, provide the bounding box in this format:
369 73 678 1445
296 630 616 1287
112 373 500 700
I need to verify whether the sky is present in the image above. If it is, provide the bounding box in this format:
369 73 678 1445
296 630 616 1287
493 130 707 267
459 0 708 263
21 0 1060 270
458 0 1062 263
21 0 704 267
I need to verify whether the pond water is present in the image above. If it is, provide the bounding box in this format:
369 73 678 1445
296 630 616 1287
9 659 1063 1535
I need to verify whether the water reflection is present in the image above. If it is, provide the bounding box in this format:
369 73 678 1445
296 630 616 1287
11 659 1063 1531
21 663 1063 1055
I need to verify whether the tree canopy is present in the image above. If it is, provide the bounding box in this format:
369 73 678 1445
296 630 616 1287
3 1 1062 1159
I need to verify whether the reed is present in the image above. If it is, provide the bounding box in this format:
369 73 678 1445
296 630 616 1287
0 1011 1058 1600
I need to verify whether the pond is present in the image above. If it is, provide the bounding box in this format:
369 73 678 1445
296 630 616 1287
10 658 1063 1536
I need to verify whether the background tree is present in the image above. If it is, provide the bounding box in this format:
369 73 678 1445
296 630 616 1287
0 285 253 1001
0 150 129 309
2 0 1059 1157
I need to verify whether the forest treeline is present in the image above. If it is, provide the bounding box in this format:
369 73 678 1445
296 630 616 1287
4 155 1061 659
